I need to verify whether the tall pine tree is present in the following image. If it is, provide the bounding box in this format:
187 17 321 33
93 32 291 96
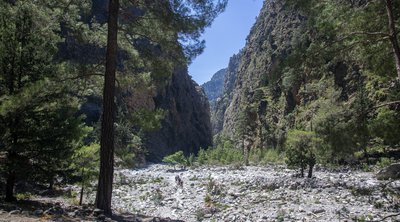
95 0 227 214
0 1 89 201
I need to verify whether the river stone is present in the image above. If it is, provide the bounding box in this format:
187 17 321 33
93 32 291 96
376 163 400 180
93 208 104 216
33 209 44 216
9 210 20 215
312 209 326 214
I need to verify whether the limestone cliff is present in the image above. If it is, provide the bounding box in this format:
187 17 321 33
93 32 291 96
202 68 226 105
145 68 212 161
210 52 241 135
222 0 305 146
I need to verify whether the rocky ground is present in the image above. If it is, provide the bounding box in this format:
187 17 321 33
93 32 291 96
97 164 400 222
1 164 399 222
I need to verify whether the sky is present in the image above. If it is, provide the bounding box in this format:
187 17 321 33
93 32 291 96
188 0 264 85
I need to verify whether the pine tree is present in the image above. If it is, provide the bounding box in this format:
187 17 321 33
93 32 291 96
0 1 89 201
95 0 227 214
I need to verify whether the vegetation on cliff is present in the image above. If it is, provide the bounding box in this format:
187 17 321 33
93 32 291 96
211 0 400 176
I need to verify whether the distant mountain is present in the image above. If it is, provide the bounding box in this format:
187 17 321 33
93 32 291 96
202 68 226 104
210 52 241 135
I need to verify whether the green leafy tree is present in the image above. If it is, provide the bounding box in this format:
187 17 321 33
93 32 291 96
350 79 372 162
369 107 400 147
285 130 320 178
162 151 187 170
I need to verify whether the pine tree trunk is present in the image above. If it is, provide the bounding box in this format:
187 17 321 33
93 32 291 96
5 171 16 202
307 164 313 178
80 168 85 206
385 0 400 79
95 0 119 216
48 179 54 190
244 147 250 166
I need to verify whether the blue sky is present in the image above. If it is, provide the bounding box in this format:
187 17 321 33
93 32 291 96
188 0 264 85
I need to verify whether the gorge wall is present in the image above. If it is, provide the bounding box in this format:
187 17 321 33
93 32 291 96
223 1 304 142
210 0 400 162
145 68 212 161
202 68 226 106
208 0 306 146
76 0 213 162
205 52 241 135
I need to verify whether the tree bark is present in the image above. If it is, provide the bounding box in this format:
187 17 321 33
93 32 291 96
244 146 250 166
307 164 314 178
385 0 400 79
5 171 16 202
95 0 119 216
79 168 84 206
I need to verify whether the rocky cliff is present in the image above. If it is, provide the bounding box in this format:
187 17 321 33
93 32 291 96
74 0 213 162
145 67 212 161
210 52 241 135
217 0 400 158
221 0 305 146
202 68 226 105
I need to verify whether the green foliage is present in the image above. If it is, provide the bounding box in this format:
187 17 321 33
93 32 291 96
197 136 285 166
187 153 195 167
249 148 285 164
285 130 320 177
15 192 33 200
114 121 146 168
197 138 243 165
0 0 228 204
376 157 394 169
369 108 400 147
71 143 100 185
131 109 166 132
162 151 187 168
312 89 357 163
0 1 90 191
197 148 207 165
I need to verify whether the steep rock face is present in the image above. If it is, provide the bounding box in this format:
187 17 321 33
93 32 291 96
145 67 212 161
202 68 226 104
222 0 305 144
211 52 241 135
66 0 212 162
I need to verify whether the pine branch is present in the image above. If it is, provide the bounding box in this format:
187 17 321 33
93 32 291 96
372 100 400 109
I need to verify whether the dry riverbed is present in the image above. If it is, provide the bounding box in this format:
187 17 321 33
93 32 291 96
1 164 399 222
94 164 400 222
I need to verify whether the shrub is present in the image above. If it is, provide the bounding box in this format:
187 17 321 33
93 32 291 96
263 149 284 164
197 148 207 165
376 157 393 168
163 151 187 169
285 130 321 178
197 138 243 165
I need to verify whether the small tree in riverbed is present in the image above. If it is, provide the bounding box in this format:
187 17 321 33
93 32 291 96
71 143 99 205
285 130 320 178
163 151 187 170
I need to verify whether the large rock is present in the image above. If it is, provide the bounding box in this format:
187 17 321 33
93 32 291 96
376 163 400 180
